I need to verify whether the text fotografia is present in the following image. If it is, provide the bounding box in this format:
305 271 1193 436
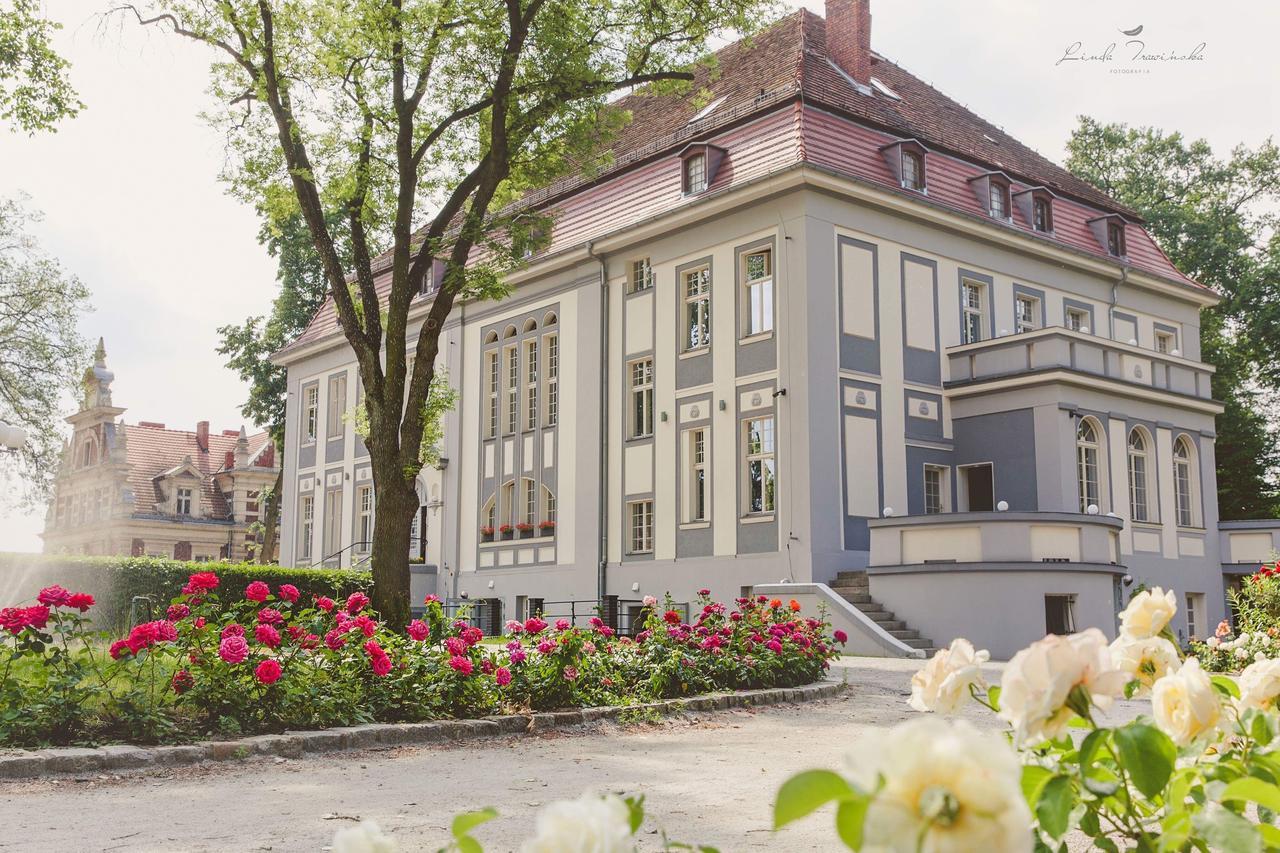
1056 39 1206 71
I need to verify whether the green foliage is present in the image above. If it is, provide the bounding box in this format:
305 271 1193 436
0 195 91 509
1194 565 1280 671
0 0 82 133
1065 118 1280 519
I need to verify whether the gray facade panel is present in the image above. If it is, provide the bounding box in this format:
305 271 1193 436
837 236 880 375
901 252 941 386
953 408 1038 510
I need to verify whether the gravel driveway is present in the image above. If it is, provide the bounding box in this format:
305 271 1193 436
0 657 1142 852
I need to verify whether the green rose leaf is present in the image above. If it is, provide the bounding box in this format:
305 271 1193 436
451 808 498 839
835 796 868 850
1077 728 1109 771
1158 809 1192 852
1219 777 1280 813
624 795 646 834
1250 712 1274 747
1113 722 1176 799
987 684 1002 711
1035 775 1076 839
1191 806 1262 853
774 770 855 829
1210 674 1241 699
1022 765 1054 808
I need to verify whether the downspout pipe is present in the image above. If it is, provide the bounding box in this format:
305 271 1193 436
1109 267 1128 339
587 241 609 606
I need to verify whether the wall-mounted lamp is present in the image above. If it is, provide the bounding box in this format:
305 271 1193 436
996 500 1009 511
659 411 668 423
630 582 640 592
718 400 726 412
882 507 895 518
487 580 495 589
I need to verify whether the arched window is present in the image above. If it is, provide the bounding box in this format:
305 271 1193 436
499 480 515 528
1127 428 1152 522
484 331 499 345
1174 436 1197 527
481 493 497 531
1076 418 1103 513
542 311 558 327
540 485 557 527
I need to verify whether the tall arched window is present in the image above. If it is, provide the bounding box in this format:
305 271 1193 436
1174 436 1197 527
1127 428 1152 522
1077 418 1102 513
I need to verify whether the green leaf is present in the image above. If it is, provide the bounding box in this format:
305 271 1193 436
1078 728 1109 771
835 796 868 850
456 836 483 853
1113 722 1176 799
1220 777 1280 813
451 808 497 838
1158 810 1192 852
1257 823 1280 849
1035 775 1076 840
1252 711 1275 747
774 770 855 829
1211 674 1241 699
1192 806 1262 853
1022 765 1054 808
624 795 645 834
987 685 1002 711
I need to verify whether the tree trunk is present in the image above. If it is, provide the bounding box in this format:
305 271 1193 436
258 468 283 564
369 454 418 627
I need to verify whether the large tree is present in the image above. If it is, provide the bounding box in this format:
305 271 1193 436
0 196 90 508
217 210 342 563
0 0 82 133
1066 117 1280 519
122 0 776 623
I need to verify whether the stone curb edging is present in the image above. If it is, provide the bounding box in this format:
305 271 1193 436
0 679 847 780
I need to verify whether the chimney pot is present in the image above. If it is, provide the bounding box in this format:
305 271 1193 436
825 0 872 83
196 421 210 451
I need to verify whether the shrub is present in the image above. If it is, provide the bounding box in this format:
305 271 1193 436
0 574 844 747
1193 562 1280 672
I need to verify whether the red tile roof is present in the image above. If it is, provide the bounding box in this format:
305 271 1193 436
280 8 1202 357
123 424 272 520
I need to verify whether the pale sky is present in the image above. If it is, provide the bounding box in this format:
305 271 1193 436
0 0 1276 551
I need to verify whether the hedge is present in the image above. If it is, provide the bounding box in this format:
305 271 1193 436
0 553 369 632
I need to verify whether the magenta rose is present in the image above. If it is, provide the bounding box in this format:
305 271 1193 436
244 581 270 602
255 624 281 648
277 584 300 603
495 666 512 686
219 635 250 664
37 585 72 607
448 656 474 676
254 659 283 684
406 620 430 641
345 592 370 614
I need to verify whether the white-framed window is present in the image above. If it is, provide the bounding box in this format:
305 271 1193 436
686 428 708 522
923 465 948 514
1155 330 1175 354
485 350 499 438
326 373 347 439
989 182 1009 218
1174 436 1197 527
961 280 986 344
1127 428 1151 522
176 487 193 516
523 478 536 525
356 485 373 552
1066 307 1089 332
541 486 557 525
1033 197 1053 232
544 333 559 426
629 258 654 293
1186 592 1204 640
299 494 314 561
1077 418 1102 513
628 500 654 553
628 358 654 439
323 487 343 559
505 346 518 434
524 339 538 430
1015 294 1039 334
742 247 773 337
902 150 924 191
684 266 711 351
303 385 319 442
744 416 776 515
684 154 707 194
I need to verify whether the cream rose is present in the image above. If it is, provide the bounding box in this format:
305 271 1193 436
520 792 634 853
1238 658 1280 712
1118 587 1177 640
847 717 1032 853
909 639 991 714
998 628 1129 745
332 820 397 853
1151 657 1222 746
1110 634 1181 695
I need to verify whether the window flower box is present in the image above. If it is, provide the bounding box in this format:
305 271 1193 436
515 522 536 539
480 526 495 542
499 524 514 540
538 520 557 534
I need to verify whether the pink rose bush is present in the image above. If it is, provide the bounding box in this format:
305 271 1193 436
1 577 842 747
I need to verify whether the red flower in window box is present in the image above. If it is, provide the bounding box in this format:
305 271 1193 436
538 520 557 531
479 526 495 536
498 524 514 535
515 522 535 533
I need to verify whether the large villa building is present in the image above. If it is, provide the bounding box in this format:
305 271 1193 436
42 341 279 563
272 0 1277 657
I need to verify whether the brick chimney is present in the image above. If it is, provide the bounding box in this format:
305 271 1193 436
825 0 872 83
196 420 209 451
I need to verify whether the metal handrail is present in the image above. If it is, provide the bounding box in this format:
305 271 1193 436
308 540 372 569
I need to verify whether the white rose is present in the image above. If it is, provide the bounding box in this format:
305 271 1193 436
1236 647 1250 661
1206 637 1220 648
521 792 634 853
846 717 1031 853
909 639 991 714
998 628 1129 745
1118 587 1177 640
332 821 397 853
1110 635 1180 695
1238 658 1280 712
1152 658 1222 746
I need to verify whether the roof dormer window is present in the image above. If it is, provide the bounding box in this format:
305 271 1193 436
902 150 924 191
988 180 1009 219
678 142 726 196
1107 221 1126 257
1014 186 1056 234
1033 197 1051 232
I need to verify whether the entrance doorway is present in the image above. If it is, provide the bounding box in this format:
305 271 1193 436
959 463 994 511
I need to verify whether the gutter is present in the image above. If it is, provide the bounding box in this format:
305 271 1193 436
587 241 609 606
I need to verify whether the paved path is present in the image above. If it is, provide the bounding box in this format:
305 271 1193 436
0 658 1137 852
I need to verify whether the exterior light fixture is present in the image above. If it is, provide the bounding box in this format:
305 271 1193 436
996 500 1009 511
1086 504 1100 515
882 507 894 517
630 582 640 592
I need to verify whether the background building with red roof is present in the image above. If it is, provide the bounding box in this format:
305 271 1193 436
41 340 279 562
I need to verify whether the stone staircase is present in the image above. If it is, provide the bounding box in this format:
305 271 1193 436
829 570 938 655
